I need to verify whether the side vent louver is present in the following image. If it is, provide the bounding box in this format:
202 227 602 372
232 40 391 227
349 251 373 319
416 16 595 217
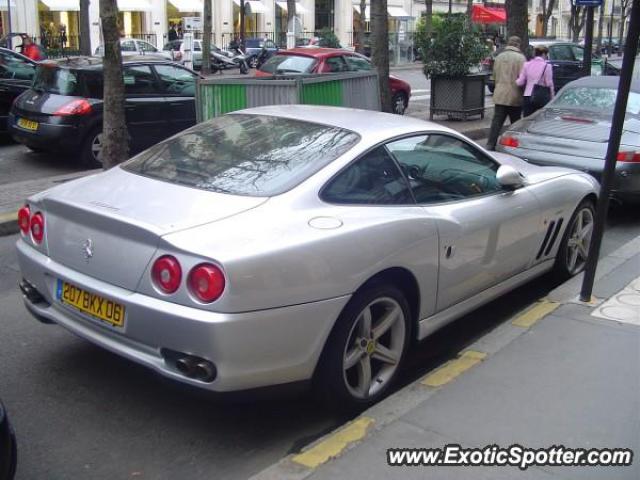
544 218 564 256
536 220 556 260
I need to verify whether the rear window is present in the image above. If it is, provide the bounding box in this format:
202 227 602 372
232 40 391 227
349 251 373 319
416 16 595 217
553 87 640 115
32 65 103 97
260 54 317 74
123 114 360 196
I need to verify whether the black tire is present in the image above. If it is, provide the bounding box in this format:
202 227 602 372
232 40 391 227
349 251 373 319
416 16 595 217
392 92 408 115
553 199 596 281
248 56 258 68
79 127 103 168
314 283 412 411
239 60 249 75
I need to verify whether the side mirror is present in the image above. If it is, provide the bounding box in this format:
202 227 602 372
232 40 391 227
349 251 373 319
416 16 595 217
496 165 524 190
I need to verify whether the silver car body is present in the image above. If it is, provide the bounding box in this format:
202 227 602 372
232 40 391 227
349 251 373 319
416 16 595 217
17 106 598 392
497 76 640 202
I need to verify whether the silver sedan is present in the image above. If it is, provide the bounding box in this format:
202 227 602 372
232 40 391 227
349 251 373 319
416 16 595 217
497 76 640 204
16 106 598 409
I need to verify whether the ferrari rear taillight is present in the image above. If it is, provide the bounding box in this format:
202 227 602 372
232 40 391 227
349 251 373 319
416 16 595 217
188 264 225 303
30 212 45 244
151 255 182 294
499 136 520 148
18 205 31 235
53 99 93 116
616 151 640 163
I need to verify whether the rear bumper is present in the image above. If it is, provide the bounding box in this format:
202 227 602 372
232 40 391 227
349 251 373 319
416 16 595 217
497 145 640 198
8 112 84 152
16 239 349 392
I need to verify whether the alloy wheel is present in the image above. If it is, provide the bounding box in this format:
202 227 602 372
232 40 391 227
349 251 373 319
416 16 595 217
342 297 406 399
565 206 594 275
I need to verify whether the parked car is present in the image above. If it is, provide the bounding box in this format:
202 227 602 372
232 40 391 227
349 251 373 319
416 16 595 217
9 56 199 166
485 41 621 93
0 398 17 480
0 33 46 60
163 38 205 69
0 47 37 132
243 37 279 68
497 76 640 204
95 38 172 60
256 48 412 114
16 105 598 409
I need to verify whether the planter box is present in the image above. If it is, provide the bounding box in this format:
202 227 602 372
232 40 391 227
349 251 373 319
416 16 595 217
429 74 487 121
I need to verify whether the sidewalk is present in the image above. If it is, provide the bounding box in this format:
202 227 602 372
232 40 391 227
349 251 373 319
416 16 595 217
0 107 492 237
252 236 640 480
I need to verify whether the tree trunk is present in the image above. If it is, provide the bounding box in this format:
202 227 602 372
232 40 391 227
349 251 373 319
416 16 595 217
467 0 474 24
99 0 128 169
240 0 245 47
569 3 587 43
356 0 366 54
371 0 391 112
618 5 627 47
597 4 605 52
202 0 212 74
541 0 556 37
287 0 297 34
425 0 433 39
506 0 529 50
79 0 91 56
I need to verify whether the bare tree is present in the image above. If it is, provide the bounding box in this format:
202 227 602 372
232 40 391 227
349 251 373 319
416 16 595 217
619 0 631 48
371 0 391 112
506 0 529 49
356 0 367 54
569 0 587 43
540 0 556 37
201 0 212 74
597 4 605 52
99 0 128 169
287 0 297 39
79 0 91 55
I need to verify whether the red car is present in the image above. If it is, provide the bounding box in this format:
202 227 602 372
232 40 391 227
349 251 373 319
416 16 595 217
256 48 411 115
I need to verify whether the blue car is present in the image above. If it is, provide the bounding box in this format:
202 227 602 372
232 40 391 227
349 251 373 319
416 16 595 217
244 37 279 68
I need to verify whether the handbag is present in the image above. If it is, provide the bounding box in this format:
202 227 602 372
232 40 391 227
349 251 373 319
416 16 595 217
531 64 551 108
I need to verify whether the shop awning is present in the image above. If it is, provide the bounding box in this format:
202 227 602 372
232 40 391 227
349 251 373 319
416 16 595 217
353 5 412 20
233 0 267 14
168 0 202 12
40 0 80 11
471 5 506 24
117 0 153 12
276 2 309 14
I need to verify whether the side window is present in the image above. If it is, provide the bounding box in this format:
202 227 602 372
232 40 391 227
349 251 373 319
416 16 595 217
345 55 372 71
322 147 413 205
123 66 158 94
0 51 35 80
154 64 197 95
139 41 158 53
121 40 137 52
324 56 349 73
549 45 574 61
386 135 502 204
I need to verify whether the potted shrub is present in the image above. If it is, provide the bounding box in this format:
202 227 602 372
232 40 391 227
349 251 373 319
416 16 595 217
418 15 489 120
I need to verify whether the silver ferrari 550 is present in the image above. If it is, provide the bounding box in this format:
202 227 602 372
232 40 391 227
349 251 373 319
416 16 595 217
17 105 598 408
497 76 640 204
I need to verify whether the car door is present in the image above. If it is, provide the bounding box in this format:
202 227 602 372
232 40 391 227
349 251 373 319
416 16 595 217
123 64 167 151
153 63 197 136
386 134 543 312
548 44 580 90
0 50 36 130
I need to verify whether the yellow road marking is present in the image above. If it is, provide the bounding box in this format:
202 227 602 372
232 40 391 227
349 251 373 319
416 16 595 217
291 417 374 468
512 299 559 328
421 350 487 388
0 212 17 223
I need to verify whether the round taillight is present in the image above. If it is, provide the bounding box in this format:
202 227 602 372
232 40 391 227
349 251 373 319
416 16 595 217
30 212 44 244
188 264 225 303
18 205 31 235
151 255 182 294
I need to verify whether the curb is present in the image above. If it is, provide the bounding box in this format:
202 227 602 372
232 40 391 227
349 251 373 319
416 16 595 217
249 233 640 480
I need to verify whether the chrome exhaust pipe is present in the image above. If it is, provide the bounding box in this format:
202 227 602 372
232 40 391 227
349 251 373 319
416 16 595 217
175 356 198 377
193 361 217 382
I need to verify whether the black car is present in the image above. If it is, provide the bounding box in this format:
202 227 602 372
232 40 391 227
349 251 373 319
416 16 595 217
485 41 620 93
9 56 199 166
0 47 37 132
0 399 17 480
243 37 279 68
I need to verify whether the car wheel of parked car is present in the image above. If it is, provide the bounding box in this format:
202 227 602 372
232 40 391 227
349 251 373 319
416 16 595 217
80 128 103 168
554 199 595 280
392 93 407 115
315 283 411 410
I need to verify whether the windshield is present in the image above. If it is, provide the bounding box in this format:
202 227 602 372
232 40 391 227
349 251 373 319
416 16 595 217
123 114 360 196
552 87 640 115
32 65 80 95
260 55 317 74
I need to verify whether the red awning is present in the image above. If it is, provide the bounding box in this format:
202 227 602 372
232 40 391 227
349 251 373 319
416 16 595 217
471 5 507 24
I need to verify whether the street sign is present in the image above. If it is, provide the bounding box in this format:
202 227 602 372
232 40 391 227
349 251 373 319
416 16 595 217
575 0 603 6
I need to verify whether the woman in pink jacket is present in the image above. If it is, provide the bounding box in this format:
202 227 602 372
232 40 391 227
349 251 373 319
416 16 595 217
516 46 555 117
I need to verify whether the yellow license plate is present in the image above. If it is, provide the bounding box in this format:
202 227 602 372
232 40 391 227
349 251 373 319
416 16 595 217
17 118 38 131
56 279 126 328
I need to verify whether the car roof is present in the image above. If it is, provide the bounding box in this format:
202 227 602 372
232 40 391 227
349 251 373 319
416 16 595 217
529 40 578 47
39 55 178 71
563 75 640 92
277 47 353 59
234 105 455 138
